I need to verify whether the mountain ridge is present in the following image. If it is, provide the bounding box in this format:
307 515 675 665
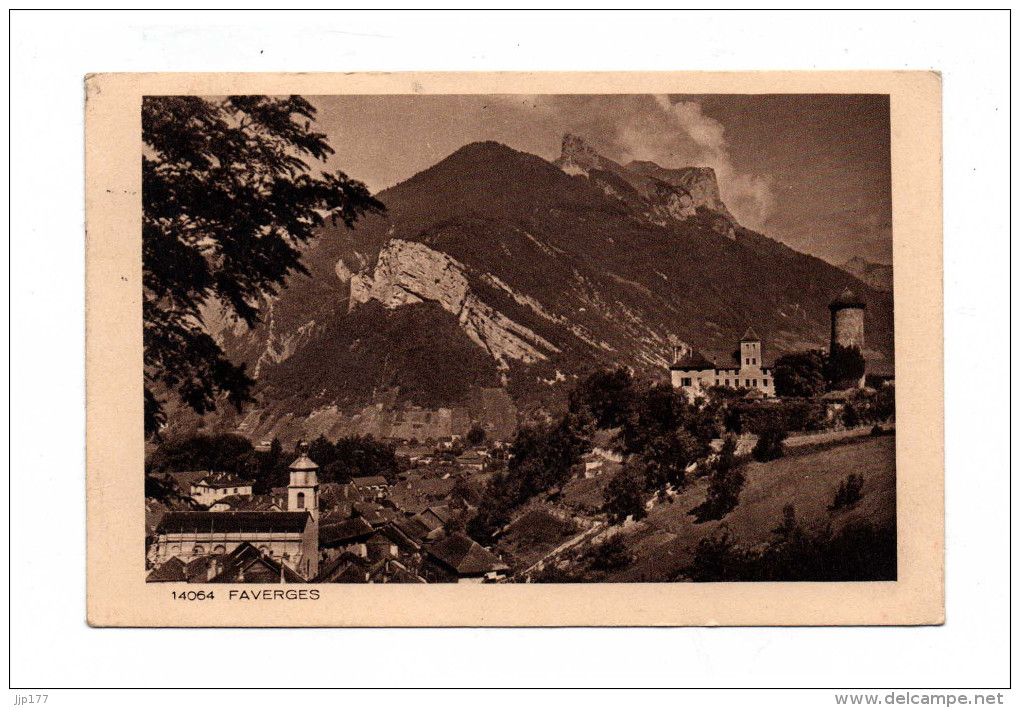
191 137 893 443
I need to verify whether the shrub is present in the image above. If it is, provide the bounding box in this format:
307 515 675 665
752 427 787 462
830 473 864 510
583 535 633 572
690 437 746 523
603 465 648 525
773 350 827 398
870 424 884 437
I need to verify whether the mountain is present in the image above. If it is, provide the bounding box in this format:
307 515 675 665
840 256 893 293
192 136 894 444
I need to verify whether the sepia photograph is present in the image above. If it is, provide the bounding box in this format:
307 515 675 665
140 92 898 587
83 70 943 628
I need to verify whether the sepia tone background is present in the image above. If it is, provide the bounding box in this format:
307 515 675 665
86 71 943 626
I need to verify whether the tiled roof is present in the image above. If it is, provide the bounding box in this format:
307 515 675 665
670 349 715 370
155 511 310 535
146 557 187 582
206 543 304 583
319 517 375 546
193 472 254 489
740 326 761 342
352 475 389 487
426 533 510 577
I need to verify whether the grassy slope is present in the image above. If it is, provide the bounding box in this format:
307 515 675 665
601 435 896 582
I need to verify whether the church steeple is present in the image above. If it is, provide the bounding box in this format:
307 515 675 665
288 441 319 523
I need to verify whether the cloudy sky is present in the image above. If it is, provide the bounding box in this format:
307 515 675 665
308 93 892 265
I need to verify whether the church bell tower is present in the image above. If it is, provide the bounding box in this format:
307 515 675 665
288 440 319 523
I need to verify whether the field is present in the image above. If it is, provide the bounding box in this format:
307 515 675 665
531 434 896 582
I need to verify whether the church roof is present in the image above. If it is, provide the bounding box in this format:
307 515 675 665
155 511 311 535
319 517 375 546
740 327 761 342
829 288 866 310
206 543 305 583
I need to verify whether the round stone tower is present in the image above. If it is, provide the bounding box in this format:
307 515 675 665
828 288 867 353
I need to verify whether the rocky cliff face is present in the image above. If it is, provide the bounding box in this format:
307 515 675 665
350 239 560 369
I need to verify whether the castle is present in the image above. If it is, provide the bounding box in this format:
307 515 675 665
669 288 868 399
669 327 775 399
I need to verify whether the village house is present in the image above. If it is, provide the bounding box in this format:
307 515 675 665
189 472 255 507
422 533 510 583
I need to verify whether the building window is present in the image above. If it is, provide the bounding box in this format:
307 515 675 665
213 545 226 554
753 379 758 387
681 377 692 387
192 545 205 555
745 379 750 387
752 358 757 365
763 378 769 387
746 358 750 365
715 379 720 386
725 379 729 386
296 492 306 509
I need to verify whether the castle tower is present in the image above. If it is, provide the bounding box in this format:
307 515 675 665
829 288 867 353
739 327 762 368
288 440 320 522
829 288 867 387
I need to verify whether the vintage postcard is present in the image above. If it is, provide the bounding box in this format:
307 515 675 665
85 71 943 626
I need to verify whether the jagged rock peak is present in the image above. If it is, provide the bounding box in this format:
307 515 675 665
560 133 602 160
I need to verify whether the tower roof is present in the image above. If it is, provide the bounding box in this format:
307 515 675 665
740 327 761 342
289 440 320 471
829 288 866 311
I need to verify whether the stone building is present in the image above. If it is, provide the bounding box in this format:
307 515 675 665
669 327 775 399
829 287 867 388
189 472 254 507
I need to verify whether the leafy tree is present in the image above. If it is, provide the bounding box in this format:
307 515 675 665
583 535 633 572
752 426 787 462
602 463 648 525
825 343 866 390
691 436 746 522
146 432 255 475
465 424 487 447
142 95 384 436
642 429 704 491
773 350 827 398
568 367 636 429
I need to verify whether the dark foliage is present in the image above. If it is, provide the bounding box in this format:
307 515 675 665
142 95 383 436
602 463 649 525
724 399 827 436
830 473 865 511
687 518 896 582
752 426 788 462
825 343 867 390
146 433 255 476
621 383 716 454
465 424 487 446
773 350 827 398
690 436 746 523
582 535 633 572
568 367 637 429
641 429 704 491
468 412 591 544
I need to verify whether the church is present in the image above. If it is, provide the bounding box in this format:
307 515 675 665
669 327 776 399
149 442 321 581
